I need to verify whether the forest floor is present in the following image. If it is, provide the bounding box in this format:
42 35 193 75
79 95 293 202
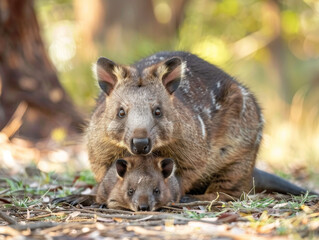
1 133 319 240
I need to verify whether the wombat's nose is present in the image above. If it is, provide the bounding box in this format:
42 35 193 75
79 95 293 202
138 204 150 211
131 138 151 154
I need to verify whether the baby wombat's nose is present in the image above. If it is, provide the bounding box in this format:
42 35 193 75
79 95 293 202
131 138 151 154
137 203 150 211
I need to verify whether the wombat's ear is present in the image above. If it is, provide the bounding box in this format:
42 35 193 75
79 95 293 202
160 158 175 179
116 159 128 178
162 57 183 94
95 57 121 95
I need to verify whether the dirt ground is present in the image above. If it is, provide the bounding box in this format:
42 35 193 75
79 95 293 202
1 134 319 239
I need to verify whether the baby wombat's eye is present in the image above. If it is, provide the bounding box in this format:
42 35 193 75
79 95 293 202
153 107 162 118
127 188 135 196
118 108 126 118
153 188 160 195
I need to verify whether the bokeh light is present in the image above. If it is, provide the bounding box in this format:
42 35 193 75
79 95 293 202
48 21 76 72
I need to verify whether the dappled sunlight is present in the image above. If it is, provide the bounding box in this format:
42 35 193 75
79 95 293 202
314 135 319 156
48 21 76 72
154 1 172 24
192 37 230 65
260 95 319 173
0 132 89 175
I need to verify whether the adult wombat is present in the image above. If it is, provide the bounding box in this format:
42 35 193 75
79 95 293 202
87 51 314 201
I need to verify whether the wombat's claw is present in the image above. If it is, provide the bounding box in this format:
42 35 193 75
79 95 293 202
99 204 107 209
70 199 81 206
180 195 199 203
51 196 76 205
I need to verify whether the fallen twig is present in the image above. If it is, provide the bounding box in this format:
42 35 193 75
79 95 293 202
79 206 134 215
0 210 18 225
14 222 58 231
170 201 221 208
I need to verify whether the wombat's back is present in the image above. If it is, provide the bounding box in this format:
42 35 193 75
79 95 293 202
135 52 264 199
89 51 264 200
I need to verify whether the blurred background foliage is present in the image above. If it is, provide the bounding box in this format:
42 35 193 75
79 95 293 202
34 0 319 179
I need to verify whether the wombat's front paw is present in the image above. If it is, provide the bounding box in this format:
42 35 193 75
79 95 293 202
180 195 199 203
52 194 95 206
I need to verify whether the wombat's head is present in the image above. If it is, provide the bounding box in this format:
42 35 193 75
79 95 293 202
94 56 184 155
108 157 178 211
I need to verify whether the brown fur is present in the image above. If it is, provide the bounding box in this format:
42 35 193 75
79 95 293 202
95 156 181 211
88 51 264 201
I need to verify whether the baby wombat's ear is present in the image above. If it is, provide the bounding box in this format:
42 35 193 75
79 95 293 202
94 57 127 95
160 57 183 94
159 158 175 179
116 159 128 178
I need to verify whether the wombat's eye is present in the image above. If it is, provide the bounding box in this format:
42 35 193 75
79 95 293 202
153 107 162 118
153 188 160 195
127 188 135 196
118 108 126 118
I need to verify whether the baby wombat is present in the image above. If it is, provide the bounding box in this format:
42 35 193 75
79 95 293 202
95 156 181 211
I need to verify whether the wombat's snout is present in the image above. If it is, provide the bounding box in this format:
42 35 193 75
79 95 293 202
137 203 150 211
131 138 151 155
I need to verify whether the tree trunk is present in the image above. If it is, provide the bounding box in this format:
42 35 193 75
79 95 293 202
74 0 188 58
0 0 84 139
266 0 290 103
